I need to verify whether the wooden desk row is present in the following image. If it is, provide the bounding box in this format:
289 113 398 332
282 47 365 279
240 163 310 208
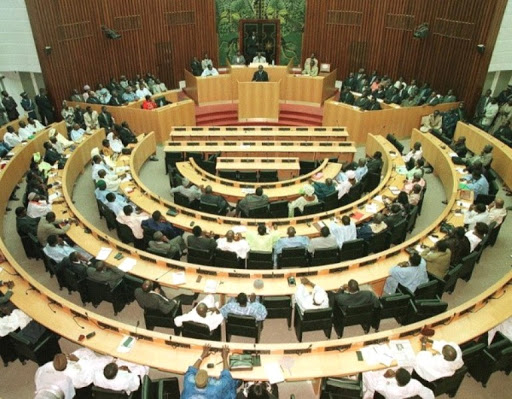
169 126 349 142
454 122 512 190
165 141 356 163
216 157 300 180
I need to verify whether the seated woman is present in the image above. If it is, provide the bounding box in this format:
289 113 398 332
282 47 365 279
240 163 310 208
288 184 319 217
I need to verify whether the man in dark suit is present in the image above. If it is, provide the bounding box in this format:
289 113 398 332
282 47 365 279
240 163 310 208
109 90 125 106
252 65 269 82
339 86 355 105
15 206 39 236
117 121 138 146
383 204 403 230
35 88 55 124
333 279 380 310
1 91 19 121
86 260 125 289
98 106 115 129
59 252 88 280
134 280 178 315
187 225 217 251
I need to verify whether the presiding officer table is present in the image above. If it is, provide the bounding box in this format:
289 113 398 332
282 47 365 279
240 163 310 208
216 157 300 180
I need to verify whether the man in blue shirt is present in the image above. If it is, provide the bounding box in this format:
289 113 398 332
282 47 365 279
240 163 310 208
141 210 183 239
181 344 238 399
273 226 310 267
461 170 489 197
220 293 267 321
383 253 428 295
311 178 337 201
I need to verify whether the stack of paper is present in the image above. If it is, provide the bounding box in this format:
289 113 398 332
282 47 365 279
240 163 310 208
118 257 137 272
264 363 285 384
117 335 136 353
204 279 218 293
172 271 186 285
388 186 401 195
96 247 113 261
389 340 416 367
360 344 395 367
365 203 378 214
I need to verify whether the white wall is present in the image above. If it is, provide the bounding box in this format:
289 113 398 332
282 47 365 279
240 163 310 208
0 0 41 73
489 0 512 73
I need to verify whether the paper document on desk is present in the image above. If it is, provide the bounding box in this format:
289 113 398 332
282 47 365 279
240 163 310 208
241 188 255 194
388 186 401 195
365 203 378 214
232 225 247 234
172 272 186 285
118 257 136 272
204 279 218 293
360 344 395 367
117 335 136 353
122 173 132 182
373 195 384 203
48 192 61 203
389 340 416 367
96 247 113 261
264 362 285 384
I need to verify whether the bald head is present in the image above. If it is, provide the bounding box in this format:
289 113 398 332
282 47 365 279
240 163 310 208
495 198 504 208
442 345 457 361
53 354 67 371
141 280 152 292
196 303 208 318
287 226 296 237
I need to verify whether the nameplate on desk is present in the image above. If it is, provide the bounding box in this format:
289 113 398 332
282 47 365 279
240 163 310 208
97 321 120 332
278 127 291 131
228 273 251 279
241 159 255 163
319 143 333 146
205 142 217 146
192 127 202 131
262 142 274 146
282 159 295 163
208 127 220 131
281 142 293 146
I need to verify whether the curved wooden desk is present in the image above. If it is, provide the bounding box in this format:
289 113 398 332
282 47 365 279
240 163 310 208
169 126 349 142
2 121 510 387
453 122 512 189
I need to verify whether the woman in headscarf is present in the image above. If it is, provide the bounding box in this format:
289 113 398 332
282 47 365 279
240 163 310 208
288 184 319 217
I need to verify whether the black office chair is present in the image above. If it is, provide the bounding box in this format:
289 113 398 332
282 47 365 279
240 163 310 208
187 247 214 266
458 251 479 282
345 182 363 204
247 251 273 270
198 159 216 175
466 338 512 387
174 191 197 210
323 191 339 211
398 279 440 300
19 233 41 259
389 218 408 245
0 335 17 367
262 296 292 330
140 375 180 399
372 293 410 331
26 232 43 260
10 328 61 366
61 267 88 304
294 306 332 342
386 133 404 154
142 301 182 335
85 278 126 315
185 151 203 163
310 247 339 266
247 204 269 219
366 230 391 254
225 314 263 343
299 160 317 175
363 172 381 193
461 342 487 378
339 239 368 261
165 152 184 173
333 302 374 338
199 201 222 215
406 205 419 233
238 171 258 182
422 365 467 397
299 202 324 217
278 247 309 268
320 375 363 399
182 321 222 341
91 386 136 398
403 298 448 324
488 217 506 247
214 248 241 268
117 223 136 245
269 200 288 218
259 170 278 182
475 193 496 205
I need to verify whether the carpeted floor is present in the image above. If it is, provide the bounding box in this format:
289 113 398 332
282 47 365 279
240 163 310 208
1 141 511 398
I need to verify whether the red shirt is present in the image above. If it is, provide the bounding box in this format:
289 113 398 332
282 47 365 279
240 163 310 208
142 100 157 110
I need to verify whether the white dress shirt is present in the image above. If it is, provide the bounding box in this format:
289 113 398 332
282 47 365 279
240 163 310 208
329 220 357 248
35 368 75 399
201 67 219 77
174 294 224 330
373 375 434 399
18 127 31 141
488 207 507 225
3 132 22 147
414 340 463 382
27 200 52 218
91 163 112 181
403 149 423 164
216 237 250 259
0 309 32 337
43 243 75 263
465 230 482 252
107 132 124 153
294 284 329 314
463 210 489 230
336 180 353 199
93 368 141 394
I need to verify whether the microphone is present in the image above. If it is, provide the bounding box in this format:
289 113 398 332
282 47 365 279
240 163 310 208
47 300 58 314
155 268 173 281
25 286 36 295
134 320 140 337
73 315 85 329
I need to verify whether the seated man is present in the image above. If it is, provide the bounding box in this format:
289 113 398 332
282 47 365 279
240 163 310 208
464 203 489 230
494 120 512 144
367 151 383 173
97 168 121 192
135 280 179 315
302 59 319 77
217 230 250 260
43 235 76 263
273 226 310 267
295 277 329 313
142 94 157 110
69 122 86 143
355 158 369 181
421 240 452 279
116 205 149 240
465 222 489 253
460 170 489 197
364 367 434 399
87 261 125 289
83 106 99 131
174 294 224 331
200 185 230 215
187 225 217 252
93 362 147 394
246 224 280 253
220 292 268 321
403 142 423 169
450 136 468 158
308 226 338 254
336 170 356 199
118 121 138 146
405 159 425 180
420 110 442 134
181 344 237 399
105 192 131 215
383 253 429 295
288 184 319 216
170 177 202 203
252 52 267 64
237 187 269 217
142 210 183 239
94 179 111 203
403 172 425 194
329 215 357 248
15 206 39 236
339 86 355 105
17 121 32 141
201 64 219 77
148 231 186 259
3 126 22 147
357 213 388 241
37 211 71 246
122 86 139 103
464 144 493 169
408 183 423 206
91 154 113 181
59 251 89 280
311 178 336 201
0 283 32 337
252 65 269 81
414 337 463 382
230 51 246 65
487 198 507 226
333 279 379 310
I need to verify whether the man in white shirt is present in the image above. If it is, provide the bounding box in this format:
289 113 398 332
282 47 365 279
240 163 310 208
3 126 22 147
17 121 32 141
27 192 52 218
174 294 224 331
27 117 45 133
252 52 266 63
364 368 434 399
355 158 369 182
487 198 507 225
465 222 489 252
336 170 355 199
403 142 423 167
170 177 202 202
70 123 85 142
84 106 99 131
201 53 213 70
217 230 250 259
329 215 357 248
91 154 112 181
97 168 122 192
464 203 489 230
105 192 131 216
294 277 329 314
308 226 338 254
414 338 463 382
201 64 219 77
43 235 75 263
116 205 149 240
93 362 145 394
0 287 32 337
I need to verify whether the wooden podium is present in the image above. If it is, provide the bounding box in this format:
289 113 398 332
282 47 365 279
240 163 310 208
238 81 280 122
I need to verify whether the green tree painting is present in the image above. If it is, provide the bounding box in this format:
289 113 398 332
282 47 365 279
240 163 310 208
216 0 305 66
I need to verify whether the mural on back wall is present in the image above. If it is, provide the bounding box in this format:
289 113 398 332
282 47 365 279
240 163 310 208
216 0 305 66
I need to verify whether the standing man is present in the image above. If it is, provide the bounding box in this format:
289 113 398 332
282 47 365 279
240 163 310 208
35 88 55 124
98 105 115 129
1 91 19 121
20 92 37 119
252 65 269 82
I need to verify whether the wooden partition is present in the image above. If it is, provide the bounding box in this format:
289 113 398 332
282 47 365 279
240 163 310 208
454 122 512 189
230 63 291 101
0 116 28 141
285 69 337 106
323 100 459 144
68 90 195 143
238 82 280 122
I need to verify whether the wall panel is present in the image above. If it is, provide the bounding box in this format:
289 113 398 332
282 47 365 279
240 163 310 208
25 0 218 106
302 0 507 112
